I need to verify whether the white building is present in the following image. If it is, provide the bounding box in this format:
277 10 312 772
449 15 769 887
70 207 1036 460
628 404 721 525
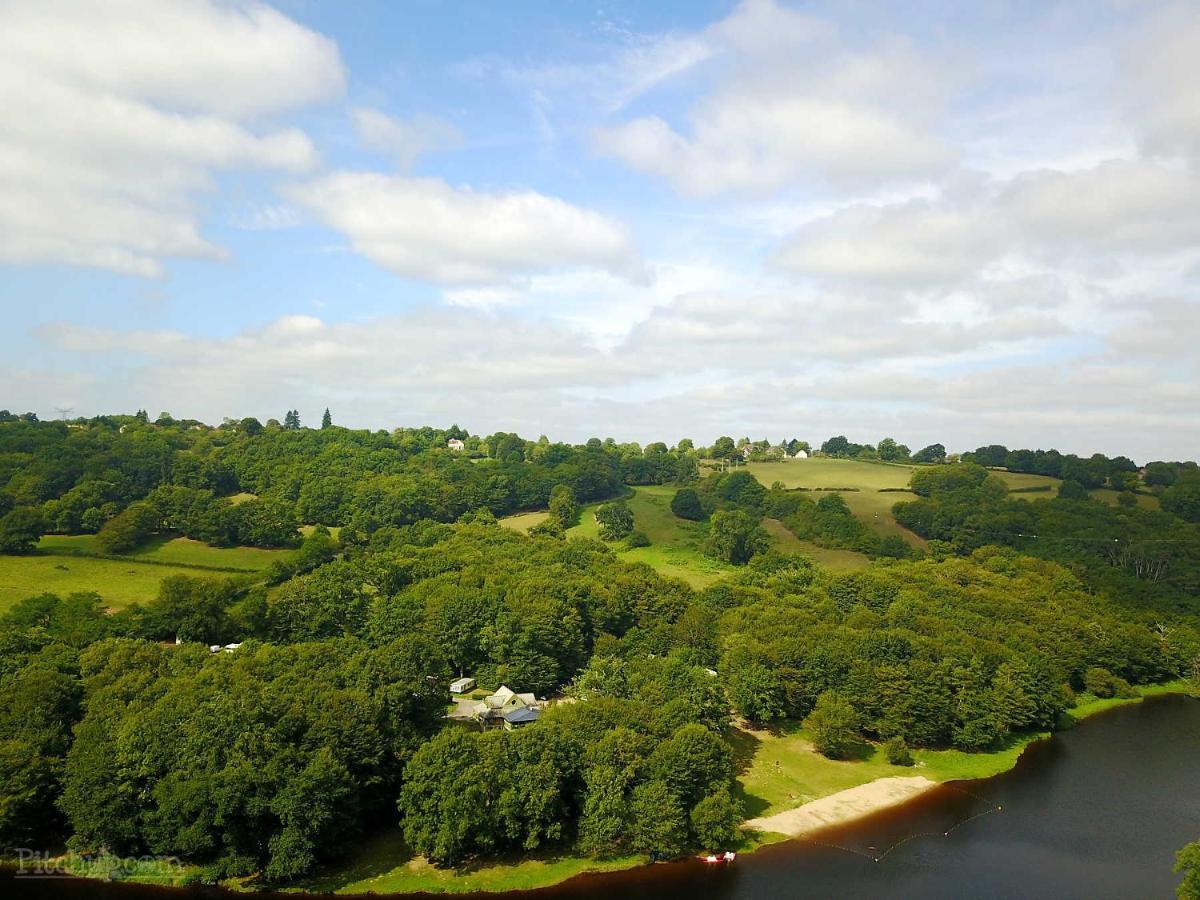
450 676 476 694
447 438 466 452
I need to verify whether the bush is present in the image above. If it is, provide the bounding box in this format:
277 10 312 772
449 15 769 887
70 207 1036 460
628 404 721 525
670 487 706 521
1082 666 1136 699
883 735 914 766
529 518 564 539
625 530 650 548
1057 480 1090 501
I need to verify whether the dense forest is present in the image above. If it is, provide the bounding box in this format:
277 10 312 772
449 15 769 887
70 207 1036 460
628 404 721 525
0 413 1198 884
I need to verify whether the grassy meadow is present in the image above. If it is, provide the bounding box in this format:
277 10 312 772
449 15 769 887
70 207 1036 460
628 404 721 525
0 534 287 614
743 459 926 547
500 484 871 586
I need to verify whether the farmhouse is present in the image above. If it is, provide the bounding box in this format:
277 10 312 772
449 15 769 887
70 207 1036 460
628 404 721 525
447 438 466 452
473 685 541 728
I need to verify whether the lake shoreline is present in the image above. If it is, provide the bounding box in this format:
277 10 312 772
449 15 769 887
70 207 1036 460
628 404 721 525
3 683 1194 896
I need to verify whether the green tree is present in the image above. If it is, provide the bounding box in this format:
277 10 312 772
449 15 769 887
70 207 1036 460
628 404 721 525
912 443 946 464
627 780 687 858
712 436 736 459
690 788 741 850
548 484 579 528
704 509 769 565
321 408 332 429
0 507 45 554
94 501 158 554
1162 479 1200 523
804 690 860 759
595 500 634 541
1177 841 1200 900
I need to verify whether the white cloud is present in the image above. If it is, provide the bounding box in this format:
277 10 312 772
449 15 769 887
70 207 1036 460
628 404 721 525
0 0 344 277
286 172 646 285
595 0 955 196
772 201 1003 286
1121 3 1200 164
352 107 462 169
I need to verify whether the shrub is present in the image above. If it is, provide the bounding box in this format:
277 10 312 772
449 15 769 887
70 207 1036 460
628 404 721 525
670 487 706 521
625 530 650 548
883 735 914 766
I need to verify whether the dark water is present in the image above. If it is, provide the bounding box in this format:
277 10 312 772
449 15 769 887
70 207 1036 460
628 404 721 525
5 695 1198 900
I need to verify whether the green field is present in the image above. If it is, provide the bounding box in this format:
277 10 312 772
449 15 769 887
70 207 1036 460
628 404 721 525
0 534 287 614
568 486 736 587
0 554 205 613
743 459 926 547
38 533 284 571
496 510 551 534
500 484 874 583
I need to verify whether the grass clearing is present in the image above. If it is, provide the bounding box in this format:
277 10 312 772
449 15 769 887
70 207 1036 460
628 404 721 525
0 554 201 613
497 510 551 534
38 533 284 572
760 518 870 572
733 679 1196 821
0 533 289 614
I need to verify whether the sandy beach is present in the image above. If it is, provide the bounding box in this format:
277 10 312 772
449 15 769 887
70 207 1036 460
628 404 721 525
744 775 938 837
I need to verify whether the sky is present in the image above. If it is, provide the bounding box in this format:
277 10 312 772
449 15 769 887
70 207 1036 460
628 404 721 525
1 0 1198 461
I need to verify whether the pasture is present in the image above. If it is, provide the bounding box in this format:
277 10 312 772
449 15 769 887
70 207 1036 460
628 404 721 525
38 533 284 571
744 459 926 546
500 482 875 583
0 554 204 613
0 534 288 614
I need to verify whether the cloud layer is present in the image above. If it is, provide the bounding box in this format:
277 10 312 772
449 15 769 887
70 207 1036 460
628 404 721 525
0 0 345 276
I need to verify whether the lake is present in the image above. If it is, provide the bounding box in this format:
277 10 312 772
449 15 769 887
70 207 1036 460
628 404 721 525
4 694 1197 900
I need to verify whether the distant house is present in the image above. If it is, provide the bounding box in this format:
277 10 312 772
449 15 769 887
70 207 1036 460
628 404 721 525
208 643 242 653
793 449 809 459
447 438 466 452
740 446 752 459
473 685 541 727
450 676 476 695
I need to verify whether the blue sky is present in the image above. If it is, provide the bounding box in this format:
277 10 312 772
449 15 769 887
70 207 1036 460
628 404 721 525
2 0 1198 459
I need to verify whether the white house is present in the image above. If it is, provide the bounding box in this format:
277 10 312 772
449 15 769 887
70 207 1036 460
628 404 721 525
793 449 809 459
450 676 476 694
447 438 466 452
